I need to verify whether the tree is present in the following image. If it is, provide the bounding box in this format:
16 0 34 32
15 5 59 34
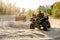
5 4 20 15
0 1 20 15
37 6 52 15
51 2 60 18
45 6 52 15
37 6 46 13
26 9 34 17
22 8 25 14
27 9 32 17
0 0 6 15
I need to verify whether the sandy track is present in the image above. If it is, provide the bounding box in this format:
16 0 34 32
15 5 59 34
0 17 60 40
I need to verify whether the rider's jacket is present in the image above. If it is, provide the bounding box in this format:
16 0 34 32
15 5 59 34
37 13 44 18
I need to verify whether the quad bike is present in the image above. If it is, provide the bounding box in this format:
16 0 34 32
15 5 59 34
38 16 51 31
30 16 51 31
30 16 40 29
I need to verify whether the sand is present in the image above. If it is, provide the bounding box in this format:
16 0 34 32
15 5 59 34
0 17 60 40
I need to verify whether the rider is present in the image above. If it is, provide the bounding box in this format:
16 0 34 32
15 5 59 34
37 11 50 31
37 11 44 19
